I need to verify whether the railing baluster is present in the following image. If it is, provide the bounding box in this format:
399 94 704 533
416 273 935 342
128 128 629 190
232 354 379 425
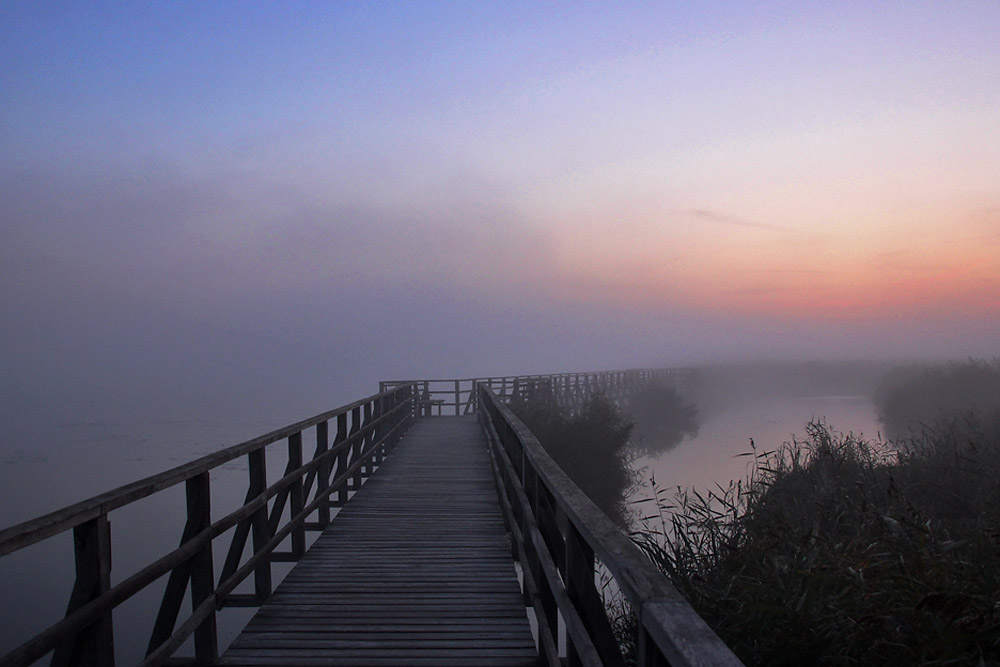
564 515 624 667
288 432 305 559
186 472 218 662
52 514 114 667
349 406 362 490
315 421 331 528
360 402 373 479
248 448 272 599
333 412 349 505
373 395 385 467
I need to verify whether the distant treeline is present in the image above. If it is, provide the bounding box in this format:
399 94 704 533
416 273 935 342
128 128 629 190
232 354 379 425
874 358 1000 439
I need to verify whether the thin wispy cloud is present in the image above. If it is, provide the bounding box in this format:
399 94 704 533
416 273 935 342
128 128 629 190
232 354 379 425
752 268 827 275
681 209 793 233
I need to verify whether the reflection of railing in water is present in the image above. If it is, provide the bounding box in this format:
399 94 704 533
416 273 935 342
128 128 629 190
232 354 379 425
380 367 694 416
0 385 415 667
478 384 742 666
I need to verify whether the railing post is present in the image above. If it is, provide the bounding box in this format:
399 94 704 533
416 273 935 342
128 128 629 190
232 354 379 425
637 624 670 667
526 466 559 666
388 388 401 449
316 421 331 528
454 379 461 416
373 394 385 466
288 432 306 559
361 402 373 479
563 515 625 667
51 514 115 667
248 449 272 599
187 473 218 662
349 406 362 490
393 386 407 443
335 412 349 504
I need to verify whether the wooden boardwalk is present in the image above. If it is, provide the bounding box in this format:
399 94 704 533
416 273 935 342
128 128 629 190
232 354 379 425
221 416 539 667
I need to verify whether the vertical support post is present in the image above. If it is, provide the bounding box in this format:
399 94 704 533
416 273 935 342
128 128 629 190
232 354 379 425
248 449 272 599
637 625 670 667
288 432 305 559
372 394 384 467
360 402 373 479
186 473 218 662
335 412 349 503
52 514 115 667
316 421 331 528
386 389 398 451
526 465 559 665
454 379 461 416
349 406 362 490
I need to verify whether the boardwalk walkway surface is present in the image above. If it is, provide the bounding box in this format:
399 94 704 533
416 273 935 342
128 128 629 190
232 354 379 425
221 416 539 667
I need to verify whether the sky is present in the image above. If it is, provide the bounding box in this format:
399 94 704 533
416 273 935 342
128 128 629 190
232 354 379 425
2 1 999 424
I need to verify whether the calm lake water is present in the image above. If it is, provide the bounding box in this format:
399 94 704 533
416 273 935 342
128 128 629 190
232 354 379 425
0 393 883 663
633 394 883 499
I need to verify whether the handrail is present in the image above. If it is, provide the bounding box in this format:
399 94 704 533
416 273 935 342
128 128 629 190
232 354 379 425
382 368 693 416
477 385 743 666
0 384 416 667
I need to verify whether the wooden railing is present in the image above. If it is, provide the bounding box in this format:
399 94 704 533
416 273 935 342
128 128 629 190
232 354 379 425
381 368 692 416
478 385 743 667
0 384 415 667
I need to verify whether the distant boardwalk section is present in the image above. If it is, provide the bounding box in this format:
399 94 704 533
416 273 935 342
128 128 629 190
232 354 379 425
221 416 538 666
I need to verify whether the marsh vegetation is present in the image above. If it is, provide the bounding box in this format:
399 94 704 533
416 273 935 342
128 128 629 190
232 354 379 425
629 359 1000 665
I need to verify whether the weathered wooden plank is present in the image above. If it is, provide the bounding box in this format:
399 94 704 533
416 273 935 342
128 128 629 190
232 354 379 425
221 416 537 666
221 657 539 667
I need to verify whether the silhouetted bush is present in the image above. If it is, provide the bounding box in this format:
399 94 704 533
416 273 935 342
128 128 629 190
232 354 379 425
510 390 636 527
627 383 699 456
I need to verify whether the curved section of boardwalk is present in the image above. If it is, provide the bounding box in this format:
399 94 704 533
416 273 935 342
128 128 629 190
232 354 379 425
221 416 538 667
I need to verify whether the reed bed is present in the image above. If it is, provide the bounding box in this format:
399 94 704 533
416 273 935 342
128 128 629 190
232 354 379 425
631 416 1000 665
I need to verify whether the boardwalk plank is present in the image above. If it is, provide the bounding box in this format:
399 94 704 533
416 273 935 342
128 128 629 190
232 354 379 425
221 416 539 667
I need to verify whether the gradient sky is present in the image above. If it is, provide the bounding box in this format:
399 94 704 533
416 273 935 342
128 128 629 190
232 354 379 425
2 2 999 421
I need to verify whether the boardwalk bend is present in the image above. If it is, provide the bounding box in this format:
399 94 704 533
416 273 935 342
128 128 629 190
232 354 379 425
0 370 743 667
